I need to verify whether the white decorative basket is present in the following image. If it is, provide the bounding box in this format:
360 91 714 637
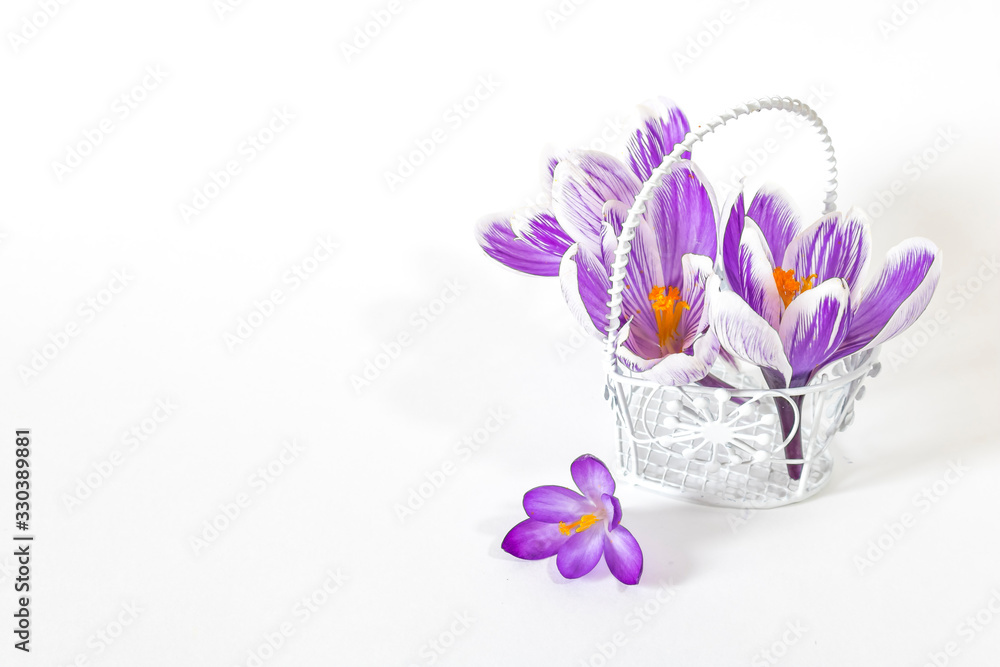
610 349 880 508
605 97 879 508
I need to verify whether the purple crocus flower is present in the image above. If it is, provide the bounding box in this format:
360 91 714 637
476 98 690 277
475 150 575 276
502 454 643 585
710 186 941 476
558 158 720 385
714 185 941 385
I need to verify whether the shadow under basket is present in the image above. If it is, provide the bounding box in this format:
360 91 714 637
609 349 881 508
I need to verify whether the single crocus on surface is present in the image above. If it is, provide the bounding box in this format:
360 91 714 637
711 186 941 476
502 454 643 585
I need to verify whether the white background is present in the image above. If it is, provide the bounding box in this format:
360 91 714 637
2 0 999 665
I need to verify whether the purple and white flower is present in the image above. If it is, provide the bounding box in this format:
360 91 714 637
713 185 941 387
476 98 690 277
556 160 719 385
502 454 643 585
476 98 723 385
558 158 720 385
710 186 941 477
475 150 575 276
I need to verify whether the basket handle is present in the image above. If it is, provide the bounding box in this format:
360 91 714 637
603 96 840 371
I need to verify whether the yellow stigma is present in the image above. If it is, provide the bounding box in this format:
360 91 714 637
558 514 599 536
648 285 690 352
772 267 817 308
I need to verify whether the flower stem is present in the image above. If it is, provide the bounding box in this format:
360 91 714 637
761 368 804 481
774 394 804 480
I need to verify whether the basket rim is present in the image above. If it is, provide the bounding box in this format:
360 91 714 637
608 348 879 398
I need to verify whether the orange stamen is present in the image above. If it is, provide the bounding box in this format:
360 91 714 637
648 285 690 353
558 514 599 536
772 267 818 307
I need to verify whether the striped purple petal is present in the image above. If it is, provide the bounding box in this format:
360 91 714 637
515 210 573 260
626 97 691 182
729 219 782 328
523 485 594 524
834 237 941 360
541 145 568 193
722 189 746 286
603 525 643 586
677 253 715 348
747 185 802 265
644 161 718 289
707 276 792 384
620 329 719 386
476 213 564 276
552 151 641 255
782 209 872 301
556 527 605 579
777 278 852 384
602 199 628 239
600 201 627 268
618 319 664 362
559 245 611 337
618 213 665 344
615 321 658 372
